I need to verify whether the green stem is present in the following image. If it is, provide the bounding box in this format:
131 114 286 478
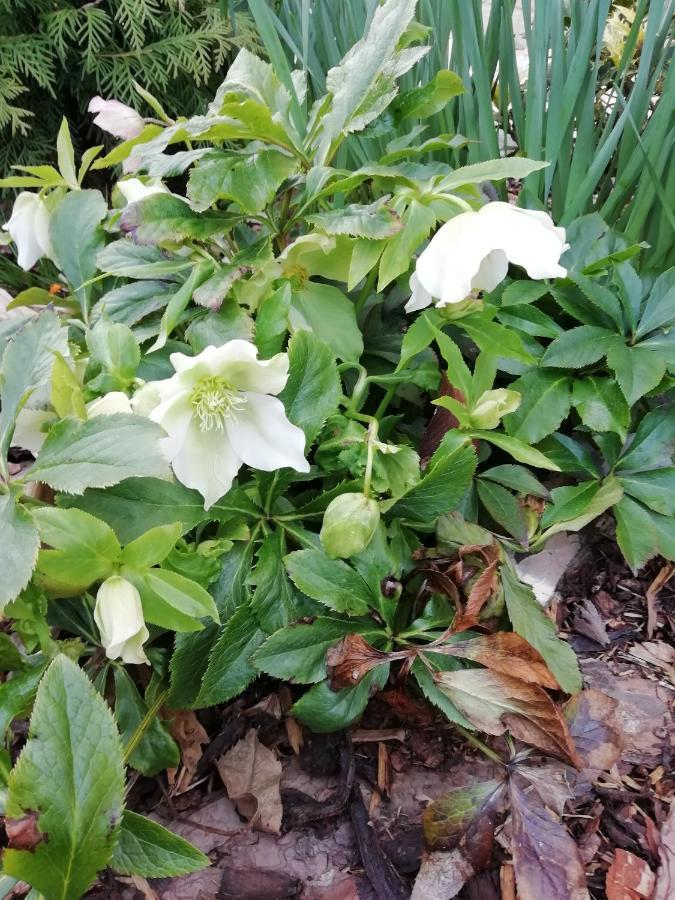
454 724 505 766
374 384 397 421
123 688 170 765
363 420 378 498
354 268 378 316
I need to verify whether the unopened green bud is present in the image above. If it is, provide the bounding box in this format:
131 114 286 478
438 296 484 321
469 388 521 429
320 493 380 559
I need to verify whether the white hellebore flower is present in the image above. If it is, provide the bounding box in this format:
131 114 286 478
94 575 149 665
3 192 52 271
117 178 169 205
88 96 145 140
144 341 309 509
406 202 567 312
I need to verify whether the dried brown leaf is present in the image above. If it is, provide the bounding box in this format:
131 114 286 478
169 709 209 792
216 729 282 834
564 689 622 771
326 633 389 690
435 669 579 767
572 599 610 646
411 849 477 900
606 849 655 899
509 778 588 900
645 562 674 638
515 763 574 817
463 560 499 620
654 803 675 900
443 633 560 689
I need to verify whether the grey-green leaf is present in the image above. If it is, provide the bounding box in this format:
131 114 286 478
279 330 341 445
111 811 208 877
0 494 39 610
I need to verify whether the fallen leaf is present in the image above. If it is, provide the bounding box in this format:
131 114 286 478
439 632 560 689
216 729 282 834
606 849 655 899
509 777 588 900
435 669 579 766
654 802 675 900
463 558 499 620
422 779 506 853
169 709 209 793
516 533 580 606
565 689 622 771
326 633 389 690
515 763 574 816
500 863 516 900
645 562 674 638
411 849 476 900
629 640 675 674
572 599 610 646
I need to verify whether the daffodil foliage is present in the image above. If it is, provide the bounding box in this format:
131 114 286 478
0 0 672 895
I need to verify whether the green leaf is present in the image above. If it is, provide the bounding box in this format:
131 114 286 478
0 494 39 610
395 69 464 119
541 326 620 368
292 669 387 732
614 495 662 573
51 353 86 419
279 330 341 445
188 149 298 213
250 530 311 633
24 415 170 494
255 283 291 358
114 668 178 777
97 241 191 280
0 662 47 739
501 565 581 693
616 408 675 474
635 268 675 339
290 281 363 362
412 656 474 728
285 549 373 616
438 158 548 191
433 330 473 399
618 469 675 517
480 465 550 499
0 310 68 460
0 633 26 672
572 377 629 439
503 369 572 443
459 315 536 364
398 310 443 370
111 811 208 878
50 190 107 312
87 320 140 388
120 195 236 245
470 431 560 471
387 433 477 523
195 604 266 707
253 618 378 684
123 568 220 632
121 523 183 569
56 118 78 189
539 478 624 541
3 656 125 900
501 281 551 308
606 343 666 406
61 478 258 544
33 507 120 594
476 480 529 544
308 199 402 239
378 199 436 290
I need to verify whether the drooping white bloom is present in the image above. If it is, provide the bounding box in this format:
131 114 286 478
117 178 169 205
142 341 310 509
3 192 53 271
88 96 145 140
94 575 149 665
12 391 133 454
406 202 567 312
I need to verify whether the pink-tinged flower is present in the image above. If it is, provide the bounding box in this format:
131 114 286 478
88 96 145 140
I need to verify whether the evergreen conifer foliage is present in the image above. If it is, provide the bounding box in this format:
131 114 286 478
0 0 259 174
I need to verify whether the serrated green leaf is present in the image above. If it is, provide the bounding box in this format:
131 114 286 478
292 668 387 731
614 495 662 573
635 268 675 339
476 480 529 544
480 465 550 499
188 149 298 213
50 190 107 313
572 377 629 439
438 158 548 192
616 408 675 474
395 69 464 120
285 549 373 616
0 494 39 610
504 369 572 443
289 281 363 362
120 195 236 245
4 656 125 900
123 567 219 632
308 199 402 239
472 430 560 471
279 330 341 445
56 118 78 189
606 343 666 406
250 530 312 633
618 469 675 517
111 811 208 877
538 478 623 541
195 603 266 707
378 199 436 290
96 241 191 280
501 281 551 308
501 565 581 694
541 326 620 368
114 668 178 777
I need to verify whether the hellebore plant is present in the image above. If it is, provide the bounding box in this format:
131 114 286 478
0 3 671 898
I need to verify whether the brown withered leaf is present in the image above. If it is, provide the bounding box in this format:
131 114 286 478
378 688 435 725
5 812 44 851
645 562 674 638
564 689 622 771
169 709 209 792
435 669 579 767
411 849 478 900
606 849 655 900
572 599 610 646
326 633 389 690
442 633 559 689
422 779 507 855
654 802 675 900
509 777 588 900
463 559 499 621
216 729 282 834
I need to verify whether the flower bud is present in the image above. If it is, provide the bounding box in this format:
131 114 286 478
469 389 521 430
320 493 380 559
94 576 149 665
86 391 133 417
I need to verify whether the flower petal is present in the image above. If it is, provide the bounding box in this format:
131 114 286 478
117 178 169 205
88 96 145 140
87 391 133 417
3 193 52 271
226 393 309 474
172 341 289 395
416 211 493 304
405 272 434 313
470 249 509 294
478 203 567 280
94 576 149 664
170 417 242 509
12 408 55 454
